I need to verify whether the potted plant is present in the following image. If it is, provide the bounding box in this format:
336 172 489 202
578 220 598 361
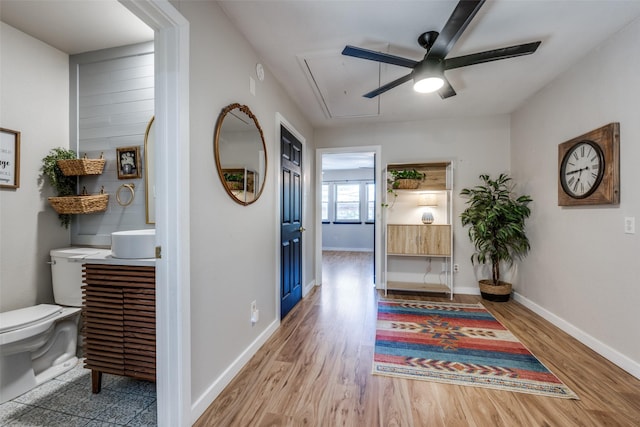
223 172 245 190
42 148 77 228
460 173 532 302
389 169 425 189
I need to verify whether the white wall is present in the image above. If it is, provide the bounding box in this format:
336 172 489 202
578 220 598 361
511 17 640 374
175 1 314 418
315 116 512 294
0 23 70 311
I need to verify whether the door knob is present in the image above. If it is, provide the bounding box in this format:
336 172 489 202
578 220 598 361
299 227 306 232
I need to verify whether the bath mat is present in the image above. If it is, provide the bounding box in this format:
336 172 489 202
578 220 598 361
374 299 578 399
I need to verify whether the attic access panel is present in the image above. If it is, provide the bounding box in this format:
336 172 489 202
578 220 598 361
301 52 381 119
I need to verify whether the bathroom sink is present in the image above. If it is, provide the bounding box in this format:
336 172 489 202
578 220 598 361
111 229 156 259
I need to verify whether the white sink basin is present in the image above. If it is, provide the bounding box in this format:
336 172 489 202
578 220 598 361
111 229 156 259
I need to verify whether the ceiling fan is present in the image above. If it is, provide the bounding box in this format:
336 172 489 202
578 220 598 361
341 0 541 99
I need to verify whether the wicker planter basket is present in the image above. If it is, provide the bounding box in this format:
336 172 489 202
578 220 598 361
394 178 421 189
48 194 109 214
479 279 512 302
226 181 244 191
57 156 105 176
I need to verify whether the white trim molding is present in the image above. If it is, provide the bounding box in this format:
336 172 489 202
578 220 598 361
119 1 191 426
190 319 279 422
514 292 640 380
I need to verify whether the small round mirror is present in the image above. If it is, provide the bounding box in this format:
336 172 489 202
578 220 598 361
214 103 267 205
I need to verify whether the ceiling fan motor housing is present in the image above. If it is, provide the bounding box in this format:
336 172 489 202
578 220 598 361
412 58 444 80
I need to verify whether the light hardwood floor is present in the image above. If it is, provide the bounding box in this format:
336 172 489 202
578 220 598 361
195 251 640 426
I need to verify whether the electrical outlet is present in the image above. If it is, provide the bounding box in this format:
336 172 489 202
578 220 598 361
250 300 257 325
453 264 459 273
624 217 635 234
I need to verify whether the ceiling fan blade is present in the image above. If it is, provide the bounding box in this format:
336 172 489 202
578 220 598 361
444 41 542 70
342 45 418 69
429 0 485 59
363 73 413 98
438 77 457 99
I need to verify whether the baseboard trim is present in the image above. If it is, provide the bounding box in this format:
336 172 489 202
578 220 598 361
513 292 640 380
303 279 316 297
190 318 279 423
453 286 480 296
322 247 374 252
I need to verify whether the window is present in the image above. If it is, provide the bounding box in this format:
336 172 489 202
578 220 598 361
366 183 375 222
322 181 375 224
321 184 329 222
335 183 361 222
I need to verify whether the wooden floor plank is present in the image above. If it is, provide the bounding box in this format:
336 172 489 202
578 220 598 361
194 251 640 426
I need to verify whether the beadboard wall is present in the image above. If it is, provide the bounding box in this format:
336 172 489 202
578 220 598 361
70 42 155 247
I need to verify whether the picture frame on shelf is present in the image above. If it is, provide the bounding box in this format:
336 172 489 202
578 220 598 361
0 127 20 189
116 146 141 179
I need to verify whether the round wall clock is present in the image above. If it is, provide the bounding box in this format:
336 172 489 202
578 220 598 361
557 122 620 206
559 140 604 199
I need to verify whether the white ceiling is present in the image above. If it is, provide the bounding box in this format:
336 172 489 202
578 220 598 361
0 0 153 55
2 1 640 130
218 0 640 128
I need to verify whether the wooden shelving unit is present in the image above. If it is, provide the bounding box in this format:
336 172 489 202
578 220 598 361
383 162 454 298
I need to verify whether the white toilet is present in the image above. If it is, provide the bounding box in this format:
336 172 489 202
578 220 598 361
0 247 109 404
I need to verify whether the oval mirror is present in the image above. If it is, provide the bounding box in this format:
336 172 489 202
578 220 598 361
144 116 155 224
214 103 267 205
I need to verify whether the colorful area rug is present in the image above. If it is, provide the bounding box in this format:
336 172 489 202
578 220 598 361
374 300 578 399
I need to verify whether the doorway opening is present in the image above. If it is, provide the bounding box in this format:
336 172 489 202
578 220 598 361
315 147 382 289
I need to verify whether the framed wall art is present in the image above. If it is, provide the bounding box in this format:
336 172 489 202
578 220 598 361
116 146 141 179
0 127 21 189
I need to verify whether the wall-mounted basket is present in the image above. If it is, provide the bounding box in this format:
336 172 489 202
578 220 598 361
226 181 243 191
57 153 105 176
393 178 421 189
48 187 108 214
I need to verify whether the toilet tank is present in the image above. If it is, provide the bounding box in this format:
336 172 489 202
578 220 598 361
50 248 110 307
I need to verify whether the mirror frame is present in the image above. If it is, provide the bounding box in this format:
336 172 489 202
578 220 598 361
144 116 155 224
213 103 267 205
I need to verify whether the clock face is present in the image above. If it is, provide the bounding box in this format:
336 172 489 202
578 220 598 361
560 140 605 199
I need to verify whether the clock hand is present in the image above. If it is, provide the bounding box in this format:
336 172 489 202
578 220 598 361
566 166 589 175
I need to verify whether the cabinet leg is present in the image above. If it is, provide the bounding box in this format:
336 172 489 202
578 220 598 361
91 370 102 393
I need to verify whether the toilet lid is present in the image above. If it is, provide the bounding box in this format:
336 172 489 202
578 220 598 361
0 304 62 334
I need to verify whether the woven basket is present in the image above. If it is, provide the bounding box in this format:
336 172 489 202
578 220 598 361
48 194 109 214
226 181 244 191
394 179 421 189
57 158 105 176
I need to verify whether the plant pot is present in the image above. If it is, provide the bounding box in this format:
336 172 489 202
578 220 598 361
226 181 243 191
393 178 421 189
479 279 512 302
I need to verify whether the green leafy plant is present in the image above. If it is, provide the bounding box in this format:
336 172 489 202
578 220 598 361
223 172 244 182
460 173 532 286
42 147 77 228
389 169 424 180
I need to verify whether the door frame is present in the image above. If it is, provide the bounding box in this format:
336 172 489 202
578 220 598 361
119 1 191 426
275 114 309 319
315 146 382 288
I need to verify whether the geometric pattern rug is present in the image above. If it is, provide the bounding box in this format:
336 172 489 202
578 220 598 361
373 299 579 399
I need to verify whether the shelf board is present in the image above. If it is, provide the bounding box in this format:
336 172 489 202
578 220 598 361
386 281 450 293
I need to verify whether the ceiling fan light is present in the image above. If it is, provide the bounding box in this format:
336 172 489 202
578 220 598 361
413 76 444 93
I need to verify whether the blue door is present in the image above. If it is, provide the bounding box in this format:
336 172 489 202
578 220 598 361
280 125 303 318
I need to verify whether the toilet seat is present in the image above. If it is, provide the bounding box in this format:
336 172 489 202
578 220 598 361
0 304 62 334
0 305 80 348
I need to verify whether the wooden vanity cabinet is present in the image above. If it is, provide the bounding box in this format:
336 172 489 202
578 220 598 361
82 263 156 393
